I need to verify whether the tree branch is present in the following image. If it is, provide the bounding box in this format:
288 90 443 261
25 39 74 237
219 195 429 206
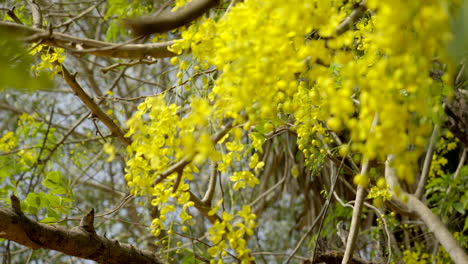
415 124 439 199
342 113 378 264
125 0 220 36
189 191 221 224
334 3 366 36
201 163 217 205
0 21 176 59
385 155 468 264
153 119 233 185
58 65 131 146
0 196 167 264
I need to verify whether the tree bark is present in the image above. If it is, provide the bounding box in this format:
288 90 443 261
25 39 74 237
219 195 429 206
0 205 167 264
125 0 220 36
385 156 468 264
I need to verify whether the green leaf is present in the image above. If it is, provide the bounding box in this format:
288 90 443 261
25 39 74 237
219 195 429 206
461 194 468 208
46 171 62 184
453 202 465 214
50 187 67 195
40 216 59 223
42 171 63 189
47 208 59 218
46 194 60 207
106 21 120 42
38 192 50 207
463 217 468 232
60 196 73 203
25 193 40 208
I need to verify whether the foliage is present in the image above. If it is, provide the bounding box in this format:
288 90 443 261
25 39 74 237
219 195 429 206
0 0 467 263
0 35 52 91
426 132 468 232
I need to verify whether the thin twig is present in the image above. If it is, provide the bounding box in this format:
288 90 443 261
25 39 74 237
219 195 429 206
335 2 367 36
285 156 345 264
102 58 158 73
249 174 286 208
58 64 131 146
342 113 378 264
153 119 233 185
310 158 346 263
444 148 467 198
415 124 439 199
53 0 105 29
54 194 133 223
99 69 217 101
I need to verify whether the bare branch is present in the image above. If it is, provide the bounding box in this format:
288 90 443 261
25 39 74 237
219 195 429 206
415 124 439 199
54 0 105 29
0 21 176 59
26 0 42 29
385 155 468 264
6 8 24 25
341 114 378 264
202 163 218 205
58 65 131 146
0 199 167 264
335 3 366 36
153 119 233 185
188 190 221 224
102 59 158 73
125 0 220 36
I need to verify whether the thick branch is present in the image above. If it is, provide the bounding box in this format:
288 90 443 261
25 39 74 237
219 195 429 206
125 0 220 36
406 195 468 264
0 205 166 263
385 156 468 264
0 21 175 59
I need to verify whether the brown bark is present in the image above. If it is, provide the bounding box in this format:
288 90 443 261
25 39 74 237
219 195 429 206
445 88 468 147
125 0 220 36
0 202 167 264
385 156 468 264
58 65 131 147
303 250 371 264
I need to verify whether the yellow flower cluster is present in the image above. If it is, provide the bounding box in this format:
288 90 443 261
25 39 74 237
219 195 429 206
0 131 17 152
125 94 217 236
367 177 392 208
124 0 460 260
430 131 458 178
207 205 256 264
29 44 65 77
